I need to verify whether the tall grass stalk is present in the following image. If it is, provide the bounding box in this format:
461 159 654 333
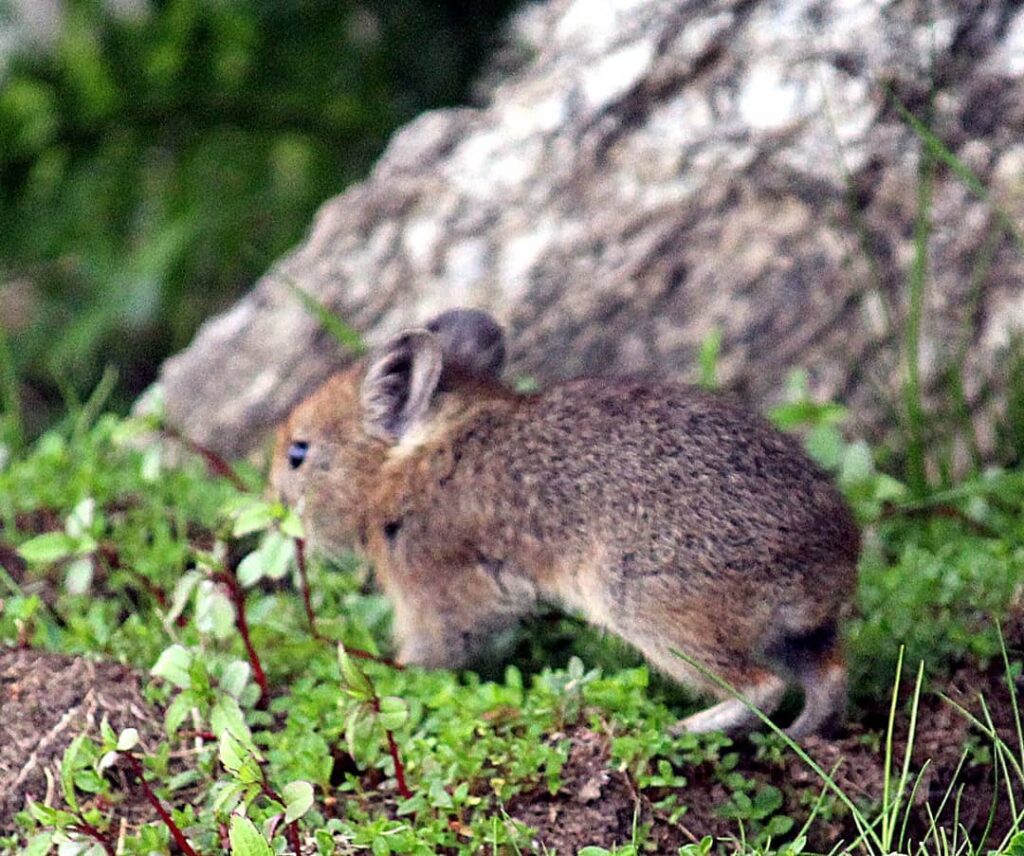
72 366 118 445
880 651 925 851
903 138 934 496
891 97 1024 254
943 227 1000 475
0 324 24 453
280 276 366 355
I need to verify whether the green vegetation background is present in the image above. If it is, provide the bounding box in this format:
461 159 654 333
0 0 517 439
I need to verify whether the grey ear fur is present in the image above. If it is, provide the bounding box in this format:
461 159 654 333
425 308 506 379
360 330 443 442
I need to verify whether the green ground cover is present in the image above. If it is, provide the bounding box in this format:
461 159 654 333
1 379 1023 855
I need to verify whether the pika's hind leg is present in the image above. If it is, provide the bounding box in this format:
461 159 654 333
785 657 847 738
670 671 786 736
769 621 848 738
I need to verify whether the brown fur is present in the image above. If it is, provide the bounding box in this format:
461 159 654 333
270 311 860 735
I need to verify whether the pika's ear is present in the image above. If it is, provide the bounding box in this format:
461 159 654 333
360 330 443 442
425 308 506 379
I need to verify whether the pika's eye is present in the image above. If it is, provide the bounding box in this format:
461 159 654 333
288 441 309 470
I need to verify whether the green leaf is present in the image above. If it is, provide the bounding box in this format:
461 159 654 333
141 445 162 482
236 550 266 587
804 423 845 471
261 530 295 580
840 440 875 484
151 644 193 688
345 706 364 760
22 831 54 856
220 660 251 699
219 731 262 785
238 530 295 586
64 497 96 538
377 696 409 731
427 778 453 809
232 500 277 537
99 718 116 748
26 798 76 827
116 728 139 752
281 279 365 354
64 557 94 595
164 692 193 737
1005 831 1024 856
60 734 87 811
211 696 253 749
165 570 202 627
338 644 374 700
219 730 245 775
195 581 236 639
280 509 304 539
751 784 783 818
211 780 245 816
228 814 274 856
18 532 77 564
282 780 315 823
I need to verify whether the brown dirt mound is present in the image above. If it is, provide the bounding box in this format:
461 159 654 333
0 647 162 833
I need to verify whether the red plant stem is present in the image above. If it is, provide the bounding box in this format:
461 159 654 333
371 698 412 799
294 538 320 639
70 820 116 856
294 537 402 669
122 753 200 856
97 542 169 607
260 782 303 855
346 647 403 669
214 570 270 708
162 426 247 492
218 821 231 852
384 727 413 799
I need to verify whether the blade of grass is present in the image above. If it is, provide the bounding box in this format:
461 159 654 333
698 328 721 389
941 693 1024 786
792 762 845 846
890 96 1024 254
944 226 1000 473
998 619 1024 768
887 659 925 851
944 691 1024 852
73 365 118 444
897 758 930 852
925 748 969 839
903 134 934 496
279 276 365 355
0 324 23 454
819 70 892 330
881 647 903 847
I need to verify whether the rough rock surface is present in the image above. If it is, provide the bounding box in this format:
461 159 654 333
154 0 1024 463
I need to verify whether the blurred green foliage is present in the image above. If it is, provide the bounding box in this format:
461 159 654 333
0 0 517 441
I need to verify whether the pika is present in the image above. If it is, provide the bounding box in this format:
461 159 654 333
271 309 859 736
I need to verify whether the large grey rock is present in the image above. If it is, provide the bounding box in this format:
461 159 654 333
153 0 1024 466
